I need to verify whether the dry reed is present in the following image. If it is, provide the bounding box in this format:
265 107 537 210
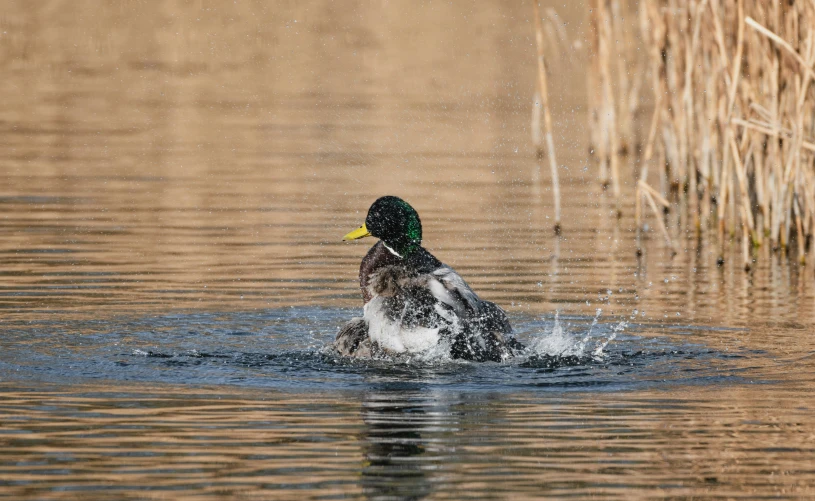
531 0 562 234
590 0 815 269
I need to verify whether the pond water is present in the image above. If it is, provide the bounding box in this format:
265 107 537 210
2 1 815 499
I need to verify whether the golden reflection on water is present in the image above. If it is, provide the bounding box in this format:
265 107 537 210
1 0 813 327
1 384 814 499
1 1 815 499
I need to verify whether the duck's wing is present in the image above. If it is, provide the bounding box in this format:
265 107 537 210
427 266 482 317
428 266 513 333
429 266 518 362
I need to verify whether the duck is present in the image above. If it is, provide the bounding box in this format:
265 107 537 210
334 195 524 362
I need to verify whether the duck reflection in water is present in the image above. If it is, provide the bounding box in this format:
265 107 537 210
359 383 447 501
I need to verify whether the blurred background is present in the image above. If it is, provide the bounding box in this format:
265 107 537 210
2 0 811 325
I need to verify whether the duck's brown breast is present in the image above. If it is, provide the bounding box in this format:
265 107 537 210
359 241 403 304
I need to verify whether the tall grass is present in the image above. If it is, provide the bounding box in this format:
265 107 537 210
589 0 815 269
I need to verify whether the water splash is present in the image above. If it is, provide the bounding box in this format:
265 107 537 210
574 308 602 354
592 319 627 360
336 309 628 366
522 310 625 362
523 311 576 357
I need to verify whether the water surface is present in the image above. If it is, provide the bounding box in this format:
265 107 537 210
1 0 814 499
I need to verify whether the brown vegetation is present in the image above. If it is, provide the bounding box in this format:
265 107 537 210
589 0 815 269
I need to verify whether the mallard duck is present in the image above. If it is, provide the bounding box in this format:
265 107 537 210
334 196 523 362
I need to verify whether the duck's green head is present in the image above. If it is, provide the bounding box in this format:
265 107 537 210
343 196 422 257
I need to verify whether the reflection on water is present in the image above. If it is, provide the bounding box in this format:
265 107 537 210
3 307 810 499
1 0 815 499
361 387 436 501
3 383 815 500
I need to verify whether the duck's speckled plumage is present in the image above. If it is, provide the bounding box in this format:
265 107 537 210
336 196 523 362
359 241 441 303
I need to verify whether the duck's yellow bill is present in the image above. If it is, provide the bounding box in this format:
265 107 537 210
343 223 371 241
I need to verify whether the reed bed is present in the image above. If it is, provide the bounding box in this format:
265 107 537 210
588 0 815 269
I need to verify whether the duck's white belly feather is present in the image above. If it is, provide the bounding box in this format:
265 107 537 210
363 297 440 353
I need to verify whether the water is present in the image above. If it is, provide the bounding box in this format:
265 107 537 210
2 1 815 499
4 309 811 499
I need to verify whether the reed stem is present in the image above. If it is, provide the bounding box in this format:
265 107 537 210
532 0 561 233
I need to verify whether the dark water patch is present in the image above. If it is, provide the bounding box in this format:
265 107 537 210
0 307 765 395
